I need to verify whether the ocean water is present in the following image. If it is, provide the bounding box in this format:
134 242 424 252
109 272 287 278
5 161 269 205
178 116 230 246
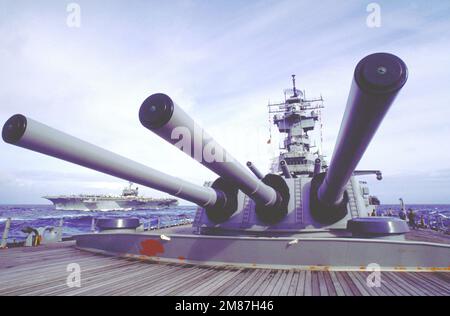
0 204 449 243
0 204 197 243
377 204 450 217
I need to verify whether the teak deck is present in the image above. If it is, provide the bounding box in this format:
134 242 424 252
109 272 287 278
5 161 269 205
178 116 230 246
0 241 448 296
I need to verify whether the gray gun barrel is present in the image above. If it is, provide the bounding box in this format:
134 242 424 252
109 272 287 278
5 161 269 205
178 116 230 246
139 93 280 207
317 53 408 207
313 158 321 176
246 161 264 180
279 160 291 178
2 114 219 207
139 93 290 224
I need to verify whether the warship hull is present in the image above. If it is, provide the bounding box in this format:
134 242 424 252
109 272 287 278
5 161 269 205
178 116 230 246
44 197 178 211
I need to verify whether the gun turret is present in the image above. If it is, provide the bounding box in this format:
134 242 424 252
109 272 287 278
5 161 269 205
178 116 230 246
311 52 408 223
139 93 290 223
2 52 408 231
1 114 233 218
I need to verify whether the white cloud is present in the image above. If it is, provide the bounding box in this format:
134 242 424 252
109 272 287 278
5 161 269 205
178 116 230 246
1 0 450 204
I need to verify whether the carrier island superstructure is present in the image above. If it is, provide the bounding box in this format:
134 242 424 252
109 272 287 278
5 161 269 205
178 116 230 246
2 53 449 270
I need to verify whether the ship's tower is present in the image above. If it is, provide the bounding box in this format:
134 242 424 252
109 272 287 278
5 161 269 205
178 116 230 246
268 75 325 177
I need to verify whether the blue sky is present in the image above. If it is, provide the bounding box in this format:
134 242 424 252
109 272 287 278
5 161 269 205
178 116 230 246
0 0 450 204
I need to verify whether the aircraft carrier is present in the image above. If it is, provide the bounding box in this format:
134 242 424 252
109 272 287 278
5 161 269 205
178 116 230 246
43 182 178 211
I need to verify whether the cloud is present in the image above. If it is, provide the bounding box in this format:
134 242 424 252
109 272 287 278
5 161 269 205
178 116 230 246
368 168 450 204
0 0 450 204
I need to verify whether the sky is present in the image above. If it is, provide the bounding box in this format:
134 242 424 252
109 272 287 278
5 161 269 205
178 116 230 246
0 0 449 205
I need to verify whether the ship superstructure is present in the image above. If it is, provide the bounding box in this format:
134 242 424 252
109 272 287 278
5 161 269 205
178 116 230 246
268 75 381 216
43 182 178 211
268 75 326 176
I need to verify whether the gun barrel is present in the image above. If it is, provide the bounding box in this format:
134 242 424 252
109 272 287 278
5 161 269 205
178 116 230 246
279 160 291 178
246 161 264 180
313 158 321 176
2 114 218 207
139 93 279 207
317 53 408 206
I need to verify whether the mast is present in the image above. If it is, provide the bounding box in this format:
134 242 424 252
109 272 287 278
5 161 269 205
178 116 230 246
291 74 298 97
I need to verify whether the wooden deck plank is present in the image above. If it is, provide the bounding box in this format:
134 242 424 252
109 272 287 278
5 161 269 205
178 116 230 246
189 269 239 296
233 269 264 296
227 269 261 296
329 272 345 296
403 273 445 296
0 258 138 295
193 270 243 296
261 270 283 296
0 260 137 291
351 272 380 296
388 272 431 296
341 272 361 296
70 262 187 296
304 271 312 296
141 266 213 295
122 266 199 296
295 271 306 296
0 251 105 276
279 270 294 296
347 272 370 296
378 275 404 296
381 272 411 296
311 272 320 296
258 270 276 296
0 256 129 285
208 269 241 295
322 271 337 296
418 272 450 295
246 270 272 296
1 252 118 272
0 243 448 296
354 271 393 296
252 270 276 296
287 270 300 296
144 267 218 296
167 267 223 296
434 272 450 283
403 272 449 294
210 269 251 296
147 267 214 296
387 272 428 296
335 272 354 296
60 261 170 296
415 272 450 291
317 272 328 296
271 270 288 296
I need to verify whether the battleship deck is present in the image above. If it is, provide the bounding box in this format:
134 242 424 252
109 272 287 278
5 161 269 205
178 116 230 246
0 234 449 296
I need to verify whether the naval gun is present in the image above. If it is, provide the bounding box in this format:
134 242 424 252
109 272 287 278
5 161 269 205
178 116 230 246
2 114 236 217
311 52 408 224
138 93 290 224
2 52 407 237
